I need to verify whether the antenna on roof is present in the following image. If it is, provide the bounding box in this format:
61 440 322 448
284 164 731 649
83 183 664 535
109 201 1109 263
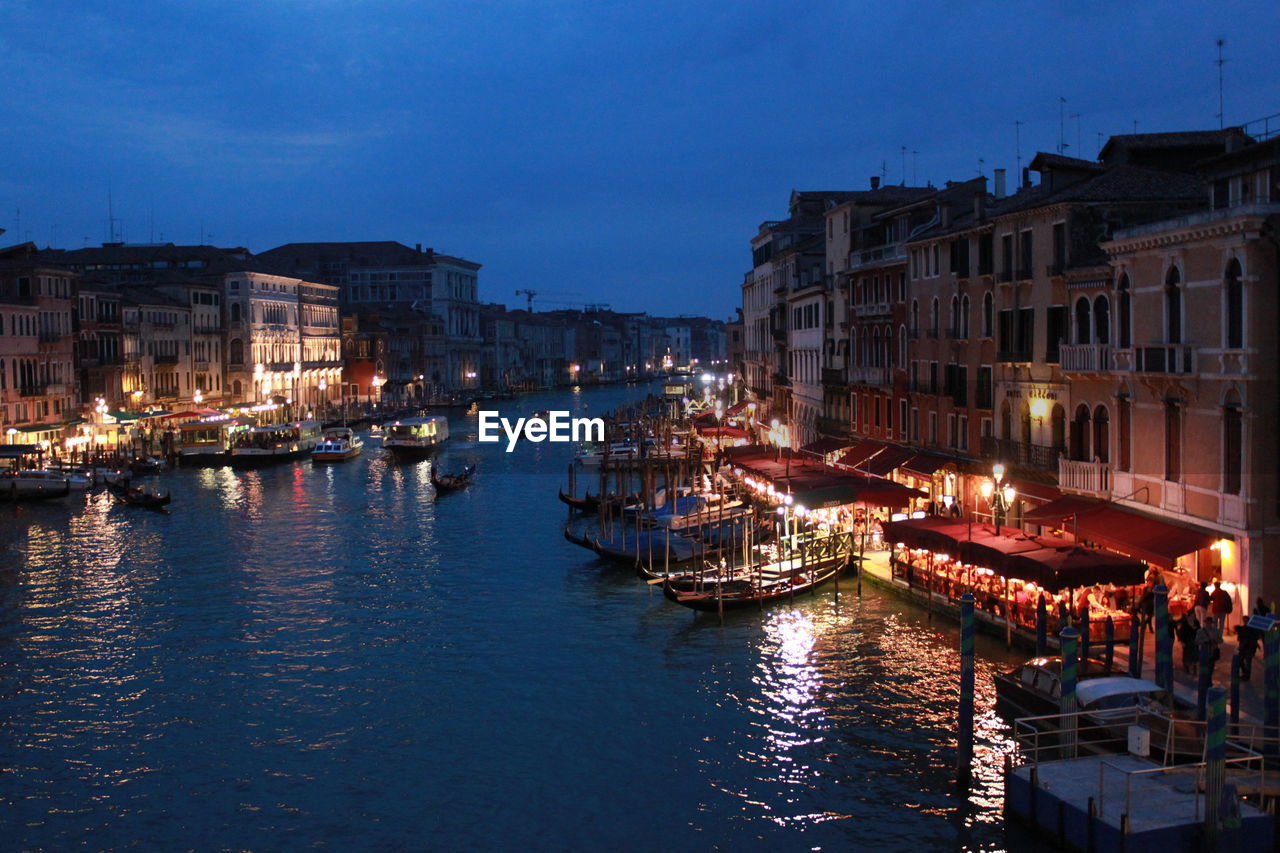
880 160 888 182
1132 119 1139 133
1096 131 1105 156
13 208 19 242
912 150 918 185
1014 120 1023 180
1216 37 1227 128
106 182 120 242
977 157 985 177
900 146 907 185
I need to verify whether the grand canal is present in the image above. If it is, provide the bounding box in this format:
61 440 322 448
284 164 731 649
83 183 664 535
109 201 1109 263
0 382 1032 851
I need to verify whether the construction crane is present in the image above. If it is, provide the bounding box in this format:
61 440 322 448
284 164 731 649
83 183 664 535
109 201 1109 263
515 289 538 311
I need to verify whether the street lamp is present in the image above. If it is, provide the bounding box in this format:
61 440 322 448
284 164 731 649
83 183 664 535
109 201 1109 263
193 389 203 405
979 463 1017 536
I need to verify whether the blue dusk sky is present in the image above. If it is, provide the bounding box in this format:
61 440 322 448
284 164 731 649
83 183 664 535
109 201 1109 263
2 0 1278 318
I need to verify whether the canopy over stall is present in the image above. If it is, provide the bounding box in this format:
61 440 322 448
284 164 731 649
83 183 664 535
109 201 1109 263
1025 496 1221 569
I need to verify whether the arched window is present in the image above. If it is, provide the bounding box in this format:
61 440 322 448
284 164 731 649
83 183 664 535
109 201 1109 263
1050 403 1066 453
950 296 959 337
1118 274 1131 349
886 326 895 368
1092 405 1109 463
1225 259 1244 349
871 328 881 367
1165 266 1182 344
1165 400 1181 482
1117 395 1131 471
232 379 242 398
1223 390 1242 495
929 297 940 335
1074 297 1092 345
982 291 993 338
960 294 970 339
911 300 919 334
229 338 243 365
230 302 241 323
1093 295 1110 345
898 324 907 368
1019 400 1032 446
1070 404 1091 461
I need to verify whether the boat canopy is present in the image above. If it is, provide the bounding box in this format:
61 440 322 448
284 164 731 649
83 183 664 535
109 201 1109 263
1075 677 1164 707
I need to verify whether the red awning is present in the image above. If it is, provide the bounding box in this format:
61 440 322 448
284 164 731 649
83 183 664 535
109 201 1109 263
900 452 953 477
1011 479 1062 504
862 446 917 477
725 400 751 416
836 441 886 469
800 437 851 456
697 425 748 439
1024 496 1221 569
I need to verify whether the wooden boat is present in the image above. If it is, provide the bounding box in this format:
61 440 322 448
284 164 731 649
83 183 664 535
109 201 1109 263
431 464 475 495
311 427 363 462
558 489 600 513
662 553 854 611
108 481 172 509
593 529 703 565
384 416 449 460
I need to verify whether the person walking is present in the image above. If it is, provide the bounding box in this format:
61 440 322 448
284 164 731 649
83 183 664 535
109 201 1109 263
1196 617 1222 678
1210 581 1233 630
1193 582 1212 626
1137 586 1155 631
1236 623 1261 681
1177 614 1199 675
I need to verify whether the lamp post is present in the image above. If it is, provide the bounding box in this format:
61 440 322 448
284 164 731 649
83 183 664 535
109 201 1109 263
979 463 1017 536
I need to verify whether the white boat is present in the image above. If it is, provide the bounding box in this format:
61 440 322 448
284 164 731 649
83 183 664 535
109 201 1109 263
0 469 89 500
384 416 449 460
312 427 363 463
230 420 323 466
575 441 640 467
654 493 748 530
176 418 252 465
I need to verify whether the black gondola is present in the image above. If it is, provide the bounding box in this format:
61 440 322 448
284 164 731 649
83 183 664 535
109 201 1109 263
431 464 476 495
662 554 855 612
108 481 172 510
558 489 600 513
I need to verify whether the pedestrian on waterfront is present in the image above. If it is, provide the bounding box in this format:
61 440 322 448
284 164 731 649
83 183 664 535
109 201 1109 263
1193 582 1211 625
1210 581 1233 629
1177 614 1199 675
1235 623 1261 681
1256 597 1271 617
1196 618 1222 676
1137 586 1155 631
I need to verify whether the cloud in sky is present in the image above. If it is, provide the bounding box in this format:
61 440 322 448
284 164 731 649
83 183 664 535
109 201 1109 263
1 0 1277 316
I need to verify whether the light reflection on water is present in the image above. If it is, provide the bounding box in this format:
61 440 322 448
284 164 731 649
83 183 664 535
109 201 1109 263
0 383 1030 851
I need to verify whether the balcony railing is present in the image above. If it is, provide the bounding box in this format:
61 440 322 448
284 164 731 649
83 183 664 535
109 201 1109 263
821 367 847 387
1059 343 1112 373
18 384 48 397
155 354 179 365
848 243 906 271
981 437 1063 471
850 366 891 387
852 301 893 317
1130 345 1196 375
1058 458 1111 496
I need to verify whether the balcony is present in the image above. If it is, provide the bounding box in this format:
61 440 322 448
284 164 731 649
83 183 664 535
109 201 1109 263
1059 343 1112 374
194 360 209 371
18 385 48 397
815 416 852 439
155 354 179 365
1130 345 1196 375
850 366 892 387
771 371 791 388
1058 458 1111 496
996 350 1032 364
821 367 847 387
981 436 1063 471
38 332 61 344
848 243 906 272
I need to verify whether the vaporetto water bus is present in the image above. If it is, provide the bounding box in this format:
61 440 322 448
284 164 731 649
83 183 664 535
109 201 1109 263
229 420 324 466
383 416 449 460
176 417 253 466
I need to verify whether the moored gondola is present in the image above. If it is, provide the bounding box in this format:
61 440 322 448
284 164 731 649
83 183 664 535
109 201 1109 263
558 489 600 513
662 553 855 612
108 480 172 510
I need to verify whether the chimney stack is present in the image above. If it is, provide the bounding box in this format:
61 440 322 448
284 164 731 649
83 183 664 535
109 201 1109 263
416 243 422 253
1022 167 1031 189
993 168 1007 199
973 191 986 221
870 176 881 190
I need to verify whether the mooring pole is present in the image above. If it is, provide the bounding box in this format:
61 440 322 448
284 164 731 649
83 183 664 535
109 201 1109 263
1154 584 1172 692
1264 627 1279 753
1060 626 1080 760
958 592 975 785
1204 686 1227 849
1230 653 1241 728
1198 640 1214 721
1129 617 1142 678
1104 616 1114 672
1036 594 1047 657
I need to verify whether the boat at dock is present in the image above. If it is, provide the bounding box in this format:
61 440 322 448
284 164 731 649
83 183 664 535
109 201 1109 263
0 469 80 501
311 427 363 462
230 420 324 466
662 551 855 611
177 418 252 466
384 416 449 460
652 493 747 530
108 480 172 510
558 489 600 513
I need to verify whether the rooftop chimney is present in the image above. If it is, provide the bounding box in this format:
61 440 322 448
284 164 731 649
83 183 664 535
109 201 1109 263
416 243 422 253
993 168 1007 198
870 176 881 190
973 191 986 221
1022 167 1032 189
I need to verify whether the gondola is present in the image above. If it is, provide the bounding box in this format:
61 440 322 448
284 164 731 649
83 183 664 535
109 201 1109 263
108 480 172 510
662 554 855 612
431 464 475 495
558 489 600 513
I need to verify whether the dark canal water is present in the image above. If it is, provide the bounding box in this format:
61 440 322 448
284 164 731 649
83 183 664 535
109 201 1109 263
0 382 1032 851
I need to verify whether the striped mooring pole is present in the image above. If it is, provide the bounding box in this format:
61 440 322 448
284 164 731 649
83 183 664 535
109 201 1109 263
1204 685 1227 846
1128 617 1142 678
1035 594 1047 656
1230 653 1241 727
1080 609 1091 661
1103 615 1114 672
1154 584 1172 692
1198 639 1214 721
958 592 975 783
1265 628 1279 753
1059 626 1080 760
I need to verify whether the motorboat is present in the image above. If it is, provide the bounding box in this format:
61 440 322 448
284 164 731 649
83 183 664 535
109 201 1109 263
574 441 639 467
384 416 449 460
311 427 363 463
230 420 324 465
994 656 1122 720
176 417 252 465
0 469 84 500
